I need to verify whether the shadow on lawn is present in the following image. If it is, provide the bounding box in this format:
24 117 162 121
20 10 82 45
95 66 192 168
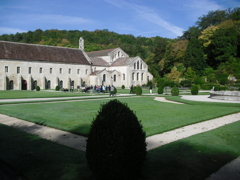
142 141 237 180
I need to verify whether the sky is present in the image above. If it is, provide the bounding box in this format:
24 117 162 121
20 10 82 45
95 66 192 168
0 0 239 39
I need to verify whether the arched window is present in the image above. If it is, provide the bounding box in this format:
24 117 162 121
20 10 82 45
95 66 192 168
123 73 125 80
142 73 144 80
132 73 134 80
137 73 139 80
9 80 14 90
141 63 143 69
114 74 116 82
118 51 120 57
103 74 106 82
137 61 139 69
134 63 136 69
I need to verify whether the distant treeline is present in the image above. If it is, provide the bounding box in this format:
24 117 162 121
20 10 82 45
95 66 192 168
1 7 240 82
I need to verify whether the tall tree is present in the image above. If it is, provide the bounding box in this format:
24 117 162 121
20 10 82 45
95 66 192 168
184 38 207 75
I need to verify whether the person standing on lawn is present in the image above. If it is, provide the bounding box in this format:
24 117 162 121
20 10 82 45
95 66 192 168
149 85 152 94
110 85 115 96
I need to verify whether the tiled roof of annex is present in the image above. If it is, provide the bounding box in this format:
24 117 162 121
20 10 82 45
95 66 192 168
86 49 115 57
111 57 136 66
0 41 90 65
90 57 110 66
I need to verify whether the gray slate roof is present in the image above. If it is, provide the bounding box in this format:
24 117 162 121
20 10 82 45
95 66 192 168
86 49 115 57
0 41 90 65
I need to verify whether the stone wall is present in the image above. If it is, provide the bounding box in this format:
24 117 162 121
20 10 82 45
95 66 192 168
210 91 240 101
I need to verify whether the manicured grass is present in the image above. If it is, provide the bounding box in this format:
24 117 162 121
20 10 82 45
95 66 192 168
1 120 240 179
0 97 239 136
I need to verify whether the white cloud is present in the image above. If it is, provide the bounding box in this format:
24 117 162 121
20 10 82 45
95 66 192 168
105 0 184 37
0 27 26 35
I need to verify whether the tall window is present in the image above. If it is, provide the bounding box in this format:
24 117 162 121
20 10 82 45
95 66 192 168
103 74 106 82
134 63 136 69
123 73 125 80
29 67 31 74
86 69 88 74
141 73 144 80
137 73 139 80
17 67 20 74
50 68 52 74
132 73 134 80
59 68 62 74
114 74 116 82
77 69 80 74
39 67 42 73
5 66 8 73
140 63 142 69
137 61 139 69
69 68 71 74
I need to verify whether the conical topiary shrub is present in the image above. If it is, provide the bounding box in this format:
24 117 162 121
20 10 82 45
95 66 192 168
191 84 199 95
171 86 179 96
86 99 146 180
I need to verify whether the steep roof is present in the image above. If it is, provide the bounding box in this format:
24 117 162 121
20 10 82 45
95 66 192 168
90 57 110 66
0 41 90 65
111 57 136 66
86 49 115 57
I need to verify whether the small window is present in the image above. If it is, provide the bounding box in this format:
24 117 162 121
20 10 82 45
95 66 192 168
69 68 71 74
77 69 80 74
59 68 62 74
39 67 42 73
123 73 125 80
50 68 52 74
5 66 8 73
29 67 31 74
17 67 20 74
86 69 88 75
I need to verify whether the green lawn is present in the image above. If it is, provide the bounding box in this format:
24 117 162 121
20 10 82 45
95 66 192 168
0 121 239 180
0 97 239 136
0 91 240 179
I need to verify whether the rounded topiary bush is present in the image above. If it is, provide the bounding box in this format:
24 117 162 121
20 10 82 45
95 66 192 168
121 85 125 89
36 86 40 91
55 85 60 91
86 99 146 180
114 87 117 94
158 86 164 94
171 86 179 96
191 84 199 95
135 86 142 95
132 86 137 94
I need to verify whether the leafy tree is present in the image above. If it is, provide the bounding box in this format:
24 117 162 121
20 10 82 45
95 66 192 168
184 38 207 75
184 67 196 80
180 26 201 40
168 67 182 82
207 27 238 68
196 9 229 30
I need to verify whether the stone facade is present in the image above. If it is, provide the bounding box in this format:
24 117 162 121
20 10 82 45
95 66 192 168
0 38 153 90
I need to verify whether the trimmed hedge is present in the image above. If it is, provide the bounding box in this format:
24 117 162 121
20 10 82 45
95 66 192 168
135 86 142 95
171 86 179 96
36 86 40 91
157 86 164 94
86 99 146 180
191 84 199 95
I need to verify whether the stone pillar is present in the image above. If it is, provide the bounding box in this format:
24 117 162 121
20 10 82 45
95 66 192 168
18 74 22 90
3 75 7 90
28 75 32 90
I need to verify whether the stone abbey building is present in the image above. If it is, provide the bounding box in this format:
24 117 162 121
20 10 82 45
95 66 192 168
0 38 153 90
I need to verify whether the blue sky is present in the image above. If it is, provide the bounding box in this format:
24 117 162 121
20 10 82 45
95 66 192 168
0 0 239 39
